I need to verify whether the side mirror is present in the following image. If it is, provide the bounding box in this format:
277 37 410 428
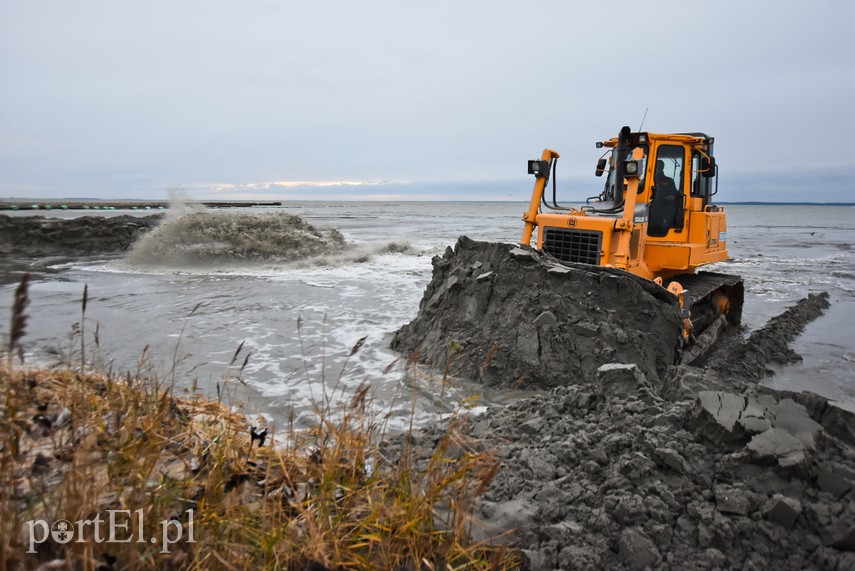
595 158 607 177
701 156 716 178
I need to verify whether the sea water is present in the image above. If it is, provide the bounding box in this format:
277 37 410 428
2 202 853 429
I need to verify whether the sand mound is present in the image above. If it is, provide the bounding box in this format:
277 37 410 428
392 236 685 389
0 214 161 257
389 238 851 567
126 211 346 266
433 367 855 569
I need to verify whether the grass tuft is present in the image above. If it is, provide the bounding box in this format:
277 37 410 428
0 287 519 569
7 273 30 365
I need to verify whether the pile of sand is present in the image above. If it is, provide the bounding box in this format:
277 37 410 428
391 237 853 569
441 364 855 569
0 214 162 257
392 236 684 389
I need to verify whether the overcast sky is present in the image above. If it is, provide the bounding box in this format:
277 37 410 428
1 1 853 202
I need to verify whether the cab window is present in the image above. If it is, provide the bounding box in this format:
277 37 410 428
602 144 648 201
691 151 711 200
647 145 685 237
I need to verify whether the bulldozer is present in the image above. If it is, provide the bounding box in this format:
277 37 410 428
520 126 744 352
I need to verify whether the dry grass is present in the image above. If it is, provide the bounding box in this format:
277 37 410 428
0 275 519 570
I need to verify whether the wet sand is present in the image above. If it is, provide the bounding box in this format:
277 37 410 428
393 238 854 569
0 214 162 257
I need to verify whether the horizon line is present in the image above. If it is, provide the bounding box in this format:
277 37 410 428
2 198 854 207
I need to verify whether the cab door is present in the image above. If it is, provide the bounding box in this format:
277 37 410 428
647 144 687 241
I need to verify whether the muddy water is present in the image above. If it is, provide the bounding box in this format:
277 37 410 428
720 205 855 401
1 203 853 429
126 209 346 266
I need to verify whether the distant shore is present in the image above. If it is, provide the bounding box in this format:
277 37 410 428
2 199 853 211
0 199 284 211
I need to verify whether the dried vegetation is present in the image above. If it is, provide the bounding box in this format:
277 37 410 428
0 274 518 570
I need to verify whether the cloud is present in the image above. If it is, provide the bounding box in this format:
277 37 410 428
186 179 528 202
170 163 854 204
1 1 853 200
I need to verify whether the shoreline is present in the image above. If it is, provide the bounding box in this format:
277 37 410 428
0 200 284 212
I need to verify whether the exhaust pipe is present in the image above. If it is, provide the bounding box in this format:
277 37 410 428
613 126 631 205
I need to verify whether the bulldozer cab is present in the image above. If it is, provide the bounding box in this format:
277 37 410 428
521 127 727 281
594 132 718 239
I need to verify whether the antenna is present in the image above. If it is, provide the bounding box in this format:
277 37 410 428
638 107 649 131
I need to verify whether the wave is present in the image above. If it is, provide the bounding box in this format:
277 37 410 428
126 210 347 267
285 240 420 268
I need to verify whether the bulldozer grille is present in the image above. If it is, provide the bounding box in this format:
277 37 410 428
543 228 602 265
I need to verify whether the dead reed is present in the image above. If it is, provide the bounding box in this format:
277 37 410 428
0 274 519 570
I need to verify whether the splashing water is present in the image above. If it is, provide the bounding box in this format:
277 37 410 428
126 211 347 267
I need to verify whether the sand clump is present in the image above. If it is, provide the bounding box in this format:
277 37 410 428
430 370 855 570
